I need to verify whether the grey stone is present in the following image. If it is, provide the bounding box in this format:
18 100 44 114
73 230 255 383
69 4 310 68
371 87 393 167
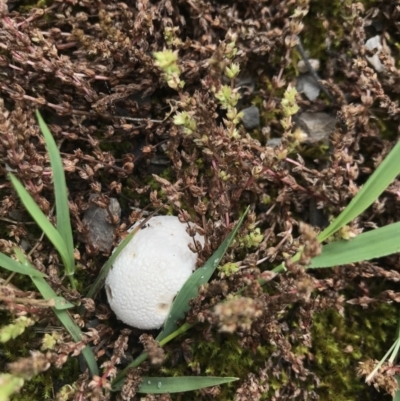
297 58 320 74
296 73 320 101
81 194 121 252
365 35 385 72
295 112 336 144
266 138 282 148
241 105 260 130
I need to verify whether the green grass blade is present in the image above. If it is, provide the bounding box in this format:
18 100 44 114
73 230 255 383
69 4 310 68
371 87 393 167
138 376 238 394
8 173 71 272
318 140 400 242
156 206 250 342
85 226 140 301
0 253 46 277
35 111 75 277
85 208 163 302
14 250 99 376
309 222 400 268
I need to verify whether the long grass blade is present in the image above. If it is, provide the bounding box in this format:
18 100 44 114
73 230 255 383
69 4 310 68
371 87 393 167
309 222 400 268
138 376 238 394
156 206 250 342
273 140 400 273
318 140 400 242
14 249 99 376
0 253 45 277
8 174 71 269
36 111 75 278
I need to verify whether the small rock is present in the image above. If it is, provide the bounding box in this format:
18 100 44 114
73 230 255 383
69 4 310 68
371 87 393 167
8 209 23 221
297 59 320 74
81 194 121 253
20 239 30 252
308 198 329 229
236 75 256 97
148 154 170 175
266 138 282 148
150 154 170 166
295 112 336 144
365 35 386 73
241 105 260 130
296 73 320 101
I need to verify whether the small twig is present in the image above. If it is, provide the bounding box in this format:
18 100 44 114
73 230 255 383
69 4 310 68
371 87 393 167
296 36 335 103
0 294 55 307
1 80 168 124
285 157 322 175
28 231 46 258
0 217 36 225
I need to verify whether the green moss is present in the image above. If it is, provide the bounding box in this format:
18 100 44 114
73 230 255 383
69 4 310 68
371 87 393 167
10 358 80 401
153 300 396 401
0 318 80 401
19 0 50 10
2 325 80 400
311 303 396 401
158 331 275 400
11 371 53 401
296 141 331 160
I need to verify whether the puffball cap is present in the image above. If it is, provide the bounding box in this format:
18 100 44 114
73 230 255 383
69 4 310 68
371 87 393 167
105 215 204 329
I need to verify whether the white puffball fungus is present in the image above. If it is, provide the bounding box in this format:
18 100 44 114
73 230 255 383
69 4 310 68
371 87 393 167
105 215 204 330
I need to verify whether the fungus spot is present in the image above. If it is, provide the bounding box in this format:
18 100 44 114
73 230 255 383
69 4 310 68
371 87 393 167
105 284 113 299
157 302 170 312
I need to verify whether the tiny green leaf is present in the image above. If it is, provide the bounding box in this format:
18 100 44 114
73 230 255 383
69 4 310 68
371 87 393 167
53 297 75 310
153 50 180 74
0 374 25 401
0 317 35 343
